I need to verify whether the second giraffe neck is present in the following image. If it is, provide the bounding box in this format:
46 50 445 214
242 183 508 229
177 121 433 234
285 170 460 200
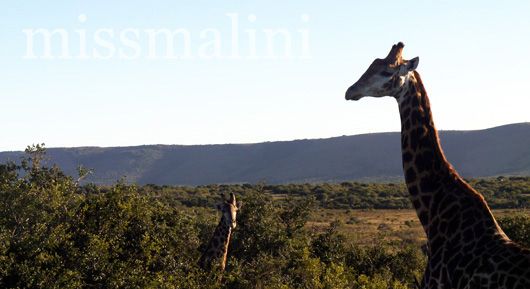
396 71 500 237
211 217 232 258
199 217 232 271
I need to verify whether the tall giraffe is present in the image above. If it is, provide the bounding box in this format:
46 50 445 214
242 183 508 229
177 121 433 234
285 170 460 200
345 42 530 288
199 193 241 272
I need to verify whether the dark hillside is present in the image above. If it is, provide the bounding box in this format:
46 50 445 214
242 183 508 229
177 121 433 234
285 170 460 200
1 123 529 185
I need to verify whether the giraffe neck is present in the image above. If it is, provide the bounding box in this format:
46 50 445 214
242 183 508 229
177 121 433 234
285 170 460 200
396 71 504 242
199 216 232 271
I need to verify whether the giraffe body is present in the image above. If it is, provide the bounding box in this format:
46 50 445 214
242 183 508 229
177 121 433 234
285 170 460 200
345 42 530 289
199 193 240 272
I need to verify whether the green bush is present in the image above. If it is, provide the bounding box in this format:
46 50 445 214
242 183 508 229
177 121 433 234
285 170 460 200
0 146 431 288
147 178 530 210
498 213 530 248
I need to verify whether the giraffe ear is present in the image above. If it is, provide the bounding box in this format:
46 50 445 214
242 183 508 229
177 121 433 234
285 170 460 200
407 57 419 71
237 201 243 210
398 57 419 76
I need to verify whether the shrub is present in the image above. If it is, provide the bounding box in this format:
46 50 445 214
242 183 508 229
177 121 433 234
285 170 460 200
498 213 530 248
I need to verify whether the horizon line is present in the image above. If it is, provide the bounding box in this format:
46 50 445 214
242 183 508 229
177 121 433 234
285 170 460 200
1 121 528 153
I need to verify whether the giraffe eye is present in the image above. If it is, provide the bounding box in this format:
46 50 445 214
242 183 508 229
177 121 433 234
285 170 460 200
380 71 394 77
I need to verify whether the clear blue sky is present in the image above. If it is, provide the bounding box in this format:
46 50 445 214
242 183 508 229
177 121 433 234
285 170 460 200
1 1 529 151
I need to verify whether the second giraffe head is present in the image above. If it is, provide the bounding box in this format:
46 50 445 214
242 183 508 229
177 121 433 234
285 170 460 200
217 193 241 229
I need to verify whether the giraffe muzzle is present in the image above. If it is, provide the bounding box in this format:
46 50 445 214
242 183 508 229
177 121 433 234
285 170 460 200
345 85 363 101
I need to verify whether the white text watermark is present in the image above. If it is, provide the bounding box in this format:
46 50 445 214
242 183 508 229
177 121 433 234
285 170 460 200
22 13 311 60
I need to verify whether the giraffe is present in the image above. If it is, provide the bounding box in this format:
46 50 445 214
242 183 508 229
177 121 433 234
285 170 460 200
199 193 241 272
345 42 530 288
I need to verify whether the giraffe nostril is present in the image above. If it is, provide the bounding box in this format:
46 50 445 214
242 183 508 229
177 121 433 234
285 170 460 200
345 85 363 100
346 90 361 100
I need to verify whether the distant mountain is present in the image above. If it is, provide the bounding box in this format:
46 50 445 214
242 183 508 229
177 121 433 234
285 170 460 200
1 123 529 185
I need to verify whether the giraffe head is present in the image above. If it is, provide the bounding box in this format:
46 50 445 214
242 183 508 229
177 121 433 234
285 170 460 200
217 193 241 229
345 42 419 101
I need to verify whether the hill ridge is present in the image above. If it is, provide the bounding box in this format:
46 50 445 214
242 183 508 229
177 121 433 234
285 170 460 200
1 122 529 185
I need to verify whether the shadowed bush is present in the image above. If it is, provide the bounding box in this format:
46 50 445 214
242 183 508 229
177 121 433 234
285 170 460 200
498 213 530 248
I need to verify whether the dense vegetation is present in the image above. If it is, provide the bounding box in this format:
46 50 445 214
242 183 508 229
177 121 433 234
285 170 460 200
0 146 528 288
142 177 530 210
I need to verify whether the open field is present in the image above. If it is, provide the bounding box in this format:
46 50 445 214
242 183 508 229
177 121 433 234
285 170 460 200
307 209 529 245
189 207 528 246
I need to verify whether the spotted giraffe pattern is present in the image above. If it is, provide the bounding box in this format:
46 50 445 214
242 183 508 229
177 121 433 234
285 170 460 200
346 42 530 289
198 193 240 272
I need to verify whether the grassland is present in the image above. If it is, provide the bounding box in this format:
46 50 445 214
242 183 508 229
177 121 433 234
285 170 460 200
306 209 528 245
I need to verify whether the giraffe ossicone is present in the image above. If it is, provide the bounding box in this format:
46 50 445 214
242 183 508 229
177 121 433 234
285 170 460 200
198 193 241 272
345 42 530 289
